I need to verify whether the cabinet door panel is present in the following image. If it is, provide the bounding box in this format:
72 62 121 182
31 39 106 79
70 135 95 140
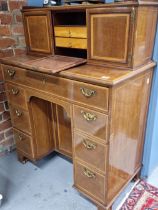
29 97 55 159
23 11 53 55
55 105 72 158
87 8 134 66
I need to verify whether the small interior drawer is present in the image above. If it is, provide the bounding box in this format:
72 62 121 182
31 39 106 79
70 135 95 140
14 129 33 157
10 104 31 135
6 83 27 110
74 132 108 172
74 161 106 203
55 37 87 49
73 105 108 141
54 26 87 38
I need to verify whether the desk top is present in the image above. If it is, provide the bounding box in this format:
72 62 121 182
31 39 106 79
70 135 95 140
0 55 156 86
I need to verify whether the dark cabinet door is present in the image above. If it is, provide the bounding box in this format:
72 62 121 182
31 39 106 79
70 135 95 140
87 7 135 67
23 11 54 55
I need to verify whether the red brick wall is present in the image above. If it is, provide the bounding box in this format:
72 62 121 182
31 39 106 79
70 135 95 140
0 0 27 156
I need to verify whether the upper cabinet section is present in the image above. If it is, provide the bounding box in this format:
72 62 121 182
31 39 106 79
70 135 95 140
23 11 54 55
87 6 158 68
21 4 158 69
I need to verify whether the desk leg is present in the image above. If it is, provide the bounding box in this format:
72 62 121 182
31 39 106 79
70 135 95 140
17 152 28 164
97 205 112 210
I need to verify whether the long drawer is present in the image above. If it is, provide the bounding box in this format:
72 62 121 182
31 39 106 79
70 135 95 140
13 129 33 158
55 37 87 49
74 132 108 172
74 161 106 204
3 65 109 112
73 105 108 141
10 104 31 135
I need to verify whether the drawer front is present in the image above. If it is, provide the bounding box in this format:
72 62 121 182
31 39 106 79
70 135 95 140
3 66 74 101
6 83 27 109
55 37 87 49
74 161 106 203
73 105 108 141
2 64 17 81
74 132 108 172
3 65 46 90
10 105 31 134
73 82 109 111
54 26 87 38
14 129 33 157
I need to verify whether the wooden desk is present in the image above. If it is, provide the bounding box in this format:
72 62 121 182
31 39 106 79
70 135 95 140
1 2 158 210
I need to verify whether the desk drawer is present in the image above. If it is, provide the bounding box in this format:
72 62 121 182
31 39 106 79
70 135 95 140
74 161 106 203
3 66 74 100
73 105 108 141
2 64 17 81
73 82 109 111
6 83 27 109
74 132 108 172
54 26 87 38
14 129 33 157
55 37 87 49
10 105 31 134
3 65 48 89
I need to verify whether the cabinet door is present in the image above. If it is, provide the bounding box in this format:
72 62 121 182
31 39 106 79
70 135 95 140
23 11 53 55
87 7 135 66
55 105 72 158
29 97 55 160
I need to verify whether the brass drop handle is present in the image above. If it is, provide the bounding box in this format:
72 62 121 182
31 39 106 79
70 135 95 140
15 109 22 117
7 69 15 77
18 134 23 141
11 88 19 95
83 139 96 150
80 87 96 98
83 168 96 179
81 110 97 122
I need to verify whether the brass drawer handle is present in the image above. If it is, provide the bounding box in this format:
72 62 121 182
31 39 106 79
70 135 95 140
7 69 15 77
15 109 22 117
80 87 96 98
81 110 97 122
83 139 96 150
11 88 19 95
18 134 23 141
83 168 96 179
